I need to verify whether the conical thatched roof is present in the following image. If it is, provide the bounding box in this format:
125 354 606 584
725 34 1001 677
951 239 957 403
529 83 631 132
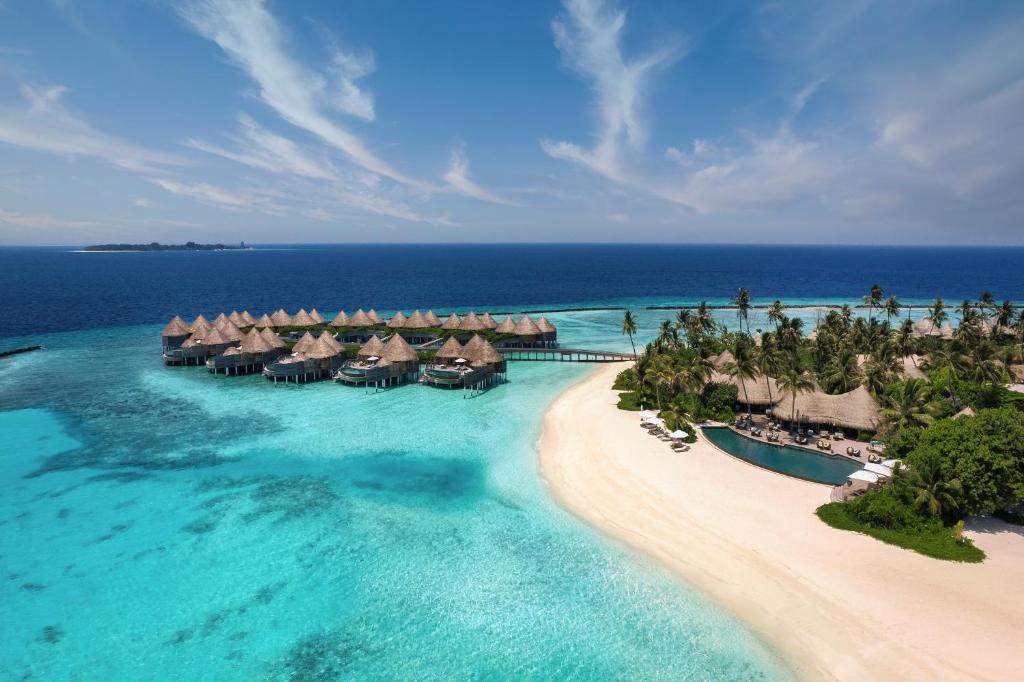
382 333 418 362
434 336 464 360
536 316 556 333
462 335 503 366
217 319 245 342
367 309 382 324
495 315 516 333
162 315 191 337
254 313 274 329
309 308 325 324
305 333 341 360
387 311 408 328
292 308 317 327
357 335 386 358
202 326 231 346
349 309 372 326
514 315 541 336
424 310 441 326
222 346 242 356
292 332 318 354
260 327 286 348
240 328 275 354
318 331 343 354
228 311 245 326
270 309 293 327
190 314 211 333
710 350 735 370
441 313 462 330
901 355 927 380
480 313 498 329
405 310 430 329
460 312 486 331
330 311 350 328
240 311 257 326
212 313 230 329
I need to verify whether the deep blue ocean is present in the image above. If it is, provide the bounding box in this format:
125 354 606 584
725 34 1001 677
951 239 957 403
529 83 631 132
1 244 1022 680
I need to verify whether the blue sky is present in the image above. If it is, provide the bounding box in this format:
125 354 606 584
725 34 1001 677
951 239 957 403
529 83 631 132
1 0 1022 245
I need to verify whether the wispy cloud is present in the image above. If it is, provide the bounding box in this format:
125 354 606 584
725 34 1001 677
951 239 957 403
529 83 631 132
150 177 284 213
541 0 683 181
442 145 514 205
177 0 422 187
0 84 181 172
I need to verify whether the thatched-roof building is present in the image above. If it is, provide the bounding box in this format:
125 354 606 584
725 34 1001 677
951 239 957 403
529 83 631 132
495 316 516 333
228 311 246 327
190 314 211 333
240 311 257 326
335 333 419 387
270 309 293 328
404 310 430 329
709 371 782 408
254 313 274 329
330 311 350 328
513 315 541 342
356 335 386 359
212 313 230 328
387 311 408 329
424 310 441 326
367 309 382 324
292 331 318 354
536 316 557 345
349 309 373 326
441 313 462 330
260 327 286 348
424 334 506 389
209 327 284 375
710 350 735 370
772 385 881 433
459 312 486 332
292 308 317 327
309 308 325 324
480 313 498 329
161 316 192 348
217 319 245 342
913 317 954 339
433 336 465 361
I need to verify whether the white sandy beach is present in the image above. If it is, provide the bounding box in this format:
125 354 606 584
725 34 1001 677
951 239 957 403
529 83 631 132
539 363 1024 681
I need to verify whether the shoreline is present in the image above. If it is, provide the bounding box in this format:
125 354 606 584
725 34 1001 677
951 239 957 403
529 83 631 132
538 362 1024 681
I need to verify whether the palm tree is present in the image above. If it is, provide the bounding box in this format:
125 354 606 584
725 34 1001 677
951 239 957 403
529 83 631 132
675 309 693 343
863 352 900 397
926 346 969 409
994 300 1016 336
723 340 758 415
696 301 716 336
977 291 995 317
865 284 884 321
881 379 936 432
656 319 678 350
677 352 713 393
964 342 1007 387
767 300 784 332
776 356 815 428
733 287 751 334
893 318 916 363
824 347 861 393
904 458 962 523
927 298 947 333
884 295 901 325
755 343 781 407
621 311 638 357
956 298 977 326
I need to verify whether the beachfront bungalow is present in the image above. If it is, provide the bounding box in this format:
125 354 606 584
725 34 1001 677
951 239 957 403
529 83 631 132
912 317 954 339
291 308 317 328
512 315 543 347
367 309 382 324
334 334 419 388
254 313 274 329
207 327 284 375
387 311 408 329
709 370 782 412
309 309 325 325
480 313 498 329
270 309 293 329
228 310 246 327
495 316 515 334
240 311 257 326
424 310 441 326
263 332 343 383
441 313 462 330
330 311 350 329
536 316 557 346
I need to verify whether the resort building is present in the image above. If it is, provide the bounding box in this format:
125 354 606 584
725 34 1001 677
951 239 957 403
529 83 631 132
512 315 543 347
161 315 192 353
423 334 506 390
334 334 419 388
480 312 498 329
495 316 515 334
292 308 317 327
424 310 441 326
207 327 284 375
269 309 293 328
254 313 274 329
441 313 462 330
240 311 257 326
263 331 344 383
912 316 954 339
309 308 325 324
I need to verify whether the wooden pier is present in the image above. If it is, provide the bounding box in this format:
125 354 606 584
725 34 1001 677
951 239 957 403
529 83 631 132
497 347 635 362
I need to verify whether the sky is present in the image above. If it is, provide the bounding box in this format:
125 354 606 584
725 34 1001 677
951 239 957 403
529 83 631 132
0 0 1022 245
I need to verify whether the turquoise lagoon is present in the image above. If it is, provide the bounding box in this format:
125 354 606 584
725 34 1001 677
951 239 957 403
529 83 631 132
1 312 792 680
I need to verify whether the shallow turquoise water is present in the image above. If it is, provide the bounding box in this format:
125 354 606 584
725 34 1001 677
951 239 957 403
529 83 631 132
0 314 793 679
703 427 862 485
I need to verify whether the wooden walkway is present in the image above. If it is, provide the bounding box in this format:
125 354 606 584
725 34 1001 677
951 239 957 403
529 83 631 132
497 347 635 362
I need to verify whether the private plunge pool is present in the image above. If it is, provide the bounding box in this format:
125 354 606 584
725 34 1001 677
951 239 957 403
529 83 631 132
702 426 862 485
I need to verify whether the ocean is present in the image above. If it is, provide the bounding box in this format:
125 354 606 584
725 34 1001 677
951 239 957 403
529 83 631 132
2 244 1022 679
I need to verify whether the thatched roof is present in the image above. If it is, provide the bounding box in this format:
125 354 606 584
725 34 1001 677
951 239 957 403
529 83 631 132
367 309 382 323
217 319 245 342
240 328 275 354
212 313 229 328
357 335 386 358
709 371 781 407
228 311 245 327
424 310 441 326
292 332 318 354
349 309 373 326
330 311 350 328
460 312 486 331
189 314 211 333
434 336 464 360
902 355 927 380
162 315 191 337
405 310 430 329
260 327 286 348
318 331 343 354
240 311 257 326
462 334 503 367
536 316 556 334
953 406 976 420
254 313 274 329
270 309 293 327
223 346 242 356
710 350 735 370
775 385 881 431
913 317 954 339
382 333 418 362
310 308 325 324
480 313 498 329
201 326 231 346
441 313 462 330
495 315 516 333
387 311 408 328
292 309 317 327
305 333 342 360
514 315 541 336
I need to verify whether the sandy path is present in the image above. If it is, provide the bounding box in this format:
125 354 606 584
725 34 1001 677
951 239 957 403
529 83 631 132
539 363 1024 681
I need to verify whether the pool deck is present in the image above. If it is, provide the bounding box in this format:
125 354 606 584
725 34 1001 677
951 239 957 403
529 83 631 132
725 423 876 464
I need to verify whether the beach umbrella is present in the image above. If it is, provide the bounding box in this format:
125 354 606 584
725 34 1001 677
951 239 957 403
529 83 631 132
640 410 655 420
669 430 689 440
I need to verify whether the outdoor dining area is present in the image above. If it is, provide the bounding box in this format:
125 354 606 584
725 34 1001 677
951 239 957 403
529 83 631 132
639 410 691 453
833 458 904 501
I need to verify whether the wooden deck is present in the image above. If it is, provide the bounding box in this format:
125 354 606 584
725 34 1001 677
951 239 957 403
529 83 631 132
497 347 635 362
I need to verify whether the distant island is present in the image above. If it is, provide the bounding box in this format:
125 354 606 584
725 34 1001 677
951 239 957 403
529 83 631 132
83 241 249 252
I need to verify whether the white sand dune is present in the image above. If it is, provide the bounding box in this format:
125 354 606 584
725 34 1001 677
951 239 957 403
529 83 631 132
539 363 1024 681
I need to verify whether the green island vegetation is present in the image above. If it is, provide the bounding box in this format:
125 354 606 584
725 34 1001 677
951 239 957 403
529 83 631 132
84 241 247 251
615 287 1024 561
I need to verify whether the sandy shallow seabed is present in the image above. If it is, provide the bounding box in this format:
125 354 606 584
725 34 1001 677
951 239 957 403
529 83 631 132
539 363 1024 681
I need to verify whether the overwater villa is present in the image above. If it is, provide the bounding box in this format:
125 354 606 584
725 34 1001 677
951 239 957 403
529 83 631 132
334 334 419 388
423 335 507 389
264 331 344 383
208 327 285 375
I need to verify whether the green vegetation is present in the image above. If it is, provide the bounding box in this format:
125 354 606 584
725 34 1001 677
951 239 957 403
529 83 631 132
613 285 1024 561
84 241 245 251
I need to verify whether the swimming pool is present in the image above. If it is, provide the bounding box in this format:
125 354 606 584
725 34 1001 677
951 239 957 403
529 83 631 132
702 427 861 485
